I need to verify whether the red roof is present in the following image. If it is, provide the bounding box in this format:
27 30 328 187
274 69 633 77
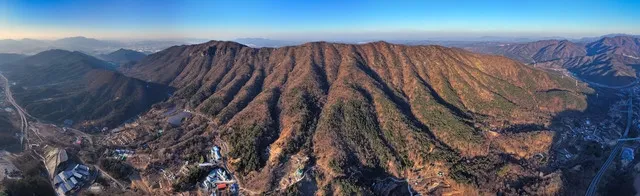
217 183 227 190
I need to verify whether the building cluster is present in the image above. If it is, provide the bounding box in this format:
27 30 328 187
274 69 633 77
2 169 22 180
54 164 91 195
201 167 239 195
555 117 622 165
110 149 135 160
203 168 230 189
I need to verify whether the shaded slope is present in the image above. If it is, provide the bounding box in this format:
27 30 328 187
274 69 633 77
0 53 27 65
0 49 170 128
123 41 590 194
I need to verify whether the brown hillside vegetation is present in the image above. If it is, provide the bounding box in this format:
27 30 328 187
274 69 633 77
121 41 591 195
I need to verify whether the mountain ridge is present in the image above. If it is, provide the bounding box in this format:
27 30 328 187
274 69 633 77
116 40 590 194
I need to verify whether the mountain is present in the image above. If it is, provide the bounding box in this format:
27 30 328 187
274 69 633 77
0 49 171 128
118 41 590 195
0 53 27 65
99 48 147 66
466 36 640 86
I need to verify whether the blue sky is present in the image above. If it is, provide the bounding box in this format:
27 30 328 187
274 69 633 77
0 0 638 40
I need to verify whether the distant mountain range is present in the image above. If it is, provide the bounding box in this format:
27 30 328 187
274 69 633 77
233 34 640 48
0 49 171 128
465 36 640 86
0 36 201 55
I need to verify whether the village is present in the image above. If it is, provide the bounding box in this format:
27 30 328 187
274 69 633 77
543 84 640 195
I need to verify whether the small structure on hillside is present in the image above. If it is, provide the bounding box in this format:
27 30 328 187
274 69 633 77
230 183 239 194
295 168 304 178
111 149 134 160
211 146 222 162
622 147 635 166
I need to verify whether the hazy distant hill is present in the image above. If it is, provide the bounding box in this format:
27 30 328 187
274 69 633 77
573 33 640 43
0 39 49 54
121 40 589 195
99 48 147 67
466 36 640 86
0 49 170 128
0 36 189 55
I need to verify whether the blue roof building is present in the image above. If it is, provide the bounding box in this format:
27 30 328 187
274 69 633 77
54 164 91 195
622 147 635 161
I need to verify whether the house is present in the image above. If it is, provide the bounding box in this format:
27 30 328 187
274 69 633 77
622 147 634 161
211 146 222 161
230 183 239 193
216 168 228 181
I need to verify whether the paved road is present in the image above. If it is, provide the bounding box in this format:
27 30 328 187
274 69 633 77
585 94 634 196
1 74 28 149
0 73 59 192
